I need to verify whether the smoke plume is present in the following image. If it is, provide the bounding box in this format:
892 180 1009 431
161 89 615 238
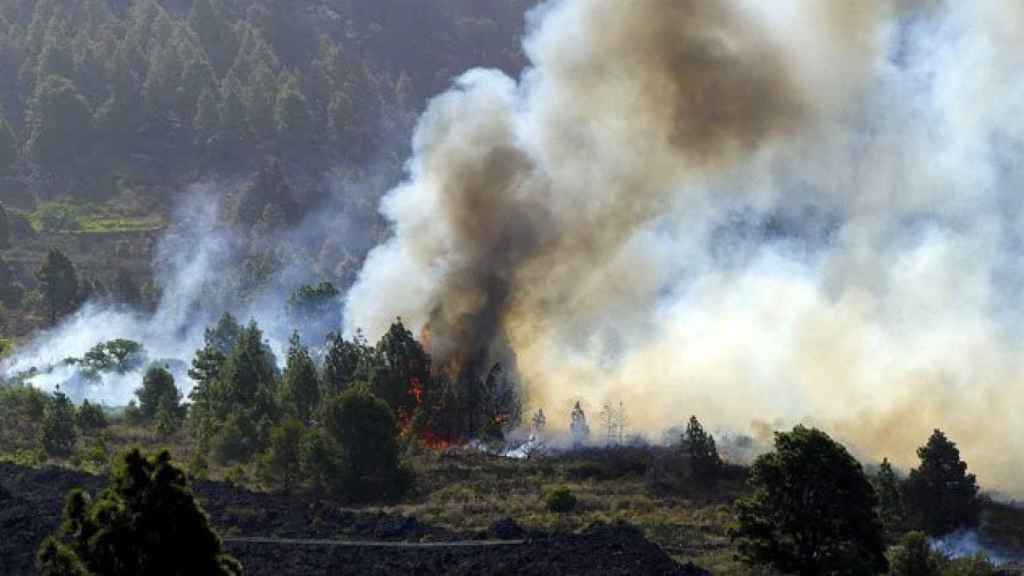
345 0 1024 495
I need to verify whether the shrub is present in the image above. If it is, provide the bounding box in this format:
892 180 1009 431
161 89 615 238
888 532 942 576
76 399 108 433
546 487 578 513
83 436 110 471
888 531 997 576
122 400 143 425
211 411 260 464
155 397 182 435
224 464 248 488
943 555 997 576
36 449 241 575
188 451 210 481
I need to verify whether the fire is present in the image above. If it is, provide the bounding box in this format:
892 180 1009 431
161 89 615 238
398 375 456 451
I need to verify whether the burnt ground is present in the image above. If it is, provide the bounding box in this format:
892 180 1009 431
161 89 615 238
0 462 709 575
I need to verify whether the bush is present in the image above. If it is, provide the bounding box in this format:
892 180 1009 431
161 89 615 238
211 411 260 465
122 400 143 425
76 399 108 433
155 397 182 435
36 449 241 575
888 532 997 576
888 532 942 576
546 487 578 513
87 436 110 467
0 385 49 452
188 451 210 481
943 555 997 576
224 464 248 488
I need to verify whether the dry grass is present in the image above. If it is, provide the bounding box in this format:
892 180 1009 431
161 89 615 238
393 450 753 574
24 426 760 572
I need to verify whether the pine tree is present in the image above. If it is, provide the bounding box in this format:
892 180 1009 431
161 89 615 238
112 269 142 306
0 202 10 250
373 318 431 417
193 86 222 147
258 417 304 492
36 449 242 575
904 430 981 536
26 75 93 179
135 365 181 422
281 332 320 423
274 73 313 148
188 0 235 75
0 115 16 177
322 331 369 396
41 387 77 457
218 320 279 424
245 59 278 141
875 458 907 542
36 248 80 325
188 313 242 438
683 415 721 489
219 77 251 148
141 41 180 121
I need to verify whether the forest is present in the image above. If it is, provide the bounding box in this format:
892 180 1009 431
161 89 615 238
4 0 1024 575
0 0 532 340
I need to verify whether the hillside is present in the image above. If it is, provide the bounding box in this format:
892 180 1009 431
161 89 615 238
0 0 536 340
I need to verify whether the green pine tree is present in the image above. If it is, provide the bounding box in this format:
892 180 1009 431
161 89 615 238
36 449 242 575
0 116 16 177
281 332 320 424
36 248 80 325
904 430 981 536
40 388 78 457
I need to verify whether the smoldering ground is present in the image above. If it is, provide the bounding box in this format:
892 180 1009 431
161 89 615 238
344 0 1024 496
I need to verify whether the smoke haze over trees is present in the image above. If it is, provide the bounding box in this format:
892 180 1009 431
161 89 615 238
2 0 1024 505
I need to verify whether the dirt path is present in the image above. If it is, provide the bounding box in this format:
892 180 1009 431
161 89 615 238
224 536 526 548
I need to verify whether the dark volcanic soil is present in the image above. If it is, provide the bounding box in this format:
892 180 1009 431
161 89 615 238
0 463 708 575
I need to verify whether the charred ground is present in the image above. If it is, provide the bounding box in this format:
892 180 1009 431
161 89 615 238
0 456 710 576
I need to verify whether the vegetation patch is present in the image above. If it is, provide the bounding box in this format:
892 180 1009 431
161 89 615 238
29 201 165 234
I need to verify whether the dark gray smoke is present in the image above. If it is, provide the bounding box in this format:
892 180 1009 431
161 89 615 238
345 0 1024 496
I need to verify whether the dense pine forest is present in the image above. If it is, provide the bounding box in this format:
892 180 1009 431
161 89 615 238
0 0 532 202
0 0 533 340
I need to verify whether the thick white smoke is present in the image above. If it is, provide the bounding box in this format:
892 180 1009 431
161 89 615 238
345 0 1024 495
0 182 356 405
